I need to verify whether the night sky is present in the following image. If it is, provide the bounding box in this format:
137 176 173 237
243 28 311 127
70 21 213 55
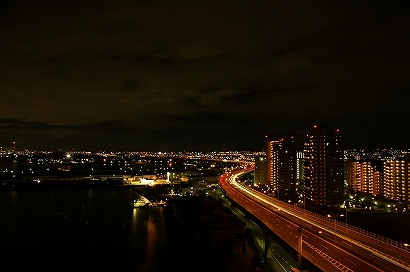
1 1 409 152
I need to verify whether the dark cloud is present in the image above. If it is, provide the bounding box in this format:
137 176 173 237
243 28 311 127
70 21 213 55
1 0 410 151
119 80 142 93
0 118 57 130
171 112 260 129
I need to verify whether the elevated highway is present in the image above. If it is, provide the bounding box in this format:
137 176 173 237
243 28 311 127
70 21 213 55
219 167 410 272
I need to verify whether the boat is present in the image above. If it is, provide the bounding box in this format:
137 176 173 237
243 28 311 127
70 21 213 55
151 200 166 207
132 199 150 208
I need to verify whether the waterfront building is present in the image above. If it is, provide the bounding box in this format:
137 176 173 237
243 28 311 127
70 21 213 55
303 125 344 206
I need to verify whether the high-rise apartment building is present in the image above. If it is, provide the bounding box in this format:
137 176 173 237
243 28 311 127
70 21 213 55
265 135 297 201
296 151 304 198
303 125 344 206
383 155 410 205
349 159 382 196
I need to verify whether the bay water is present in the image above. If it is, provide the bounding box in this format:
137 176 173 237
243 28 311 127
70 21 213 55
0 187 175 272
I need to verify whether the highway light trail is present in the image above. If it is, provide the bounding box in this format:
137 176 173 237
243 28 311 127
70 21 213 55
226 170 410 272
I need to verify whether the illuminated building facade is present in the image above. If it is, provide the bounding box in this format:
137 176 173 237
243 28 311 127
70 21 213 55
303 125 344 206
296 151 304 199
265 135 296 201
296 151 304 180
349 160 381 196
383 155 410 205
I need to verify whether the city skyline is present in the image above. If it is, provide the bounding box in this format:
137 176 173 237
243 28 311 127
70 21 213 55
2 124 410 153
1 1 410 151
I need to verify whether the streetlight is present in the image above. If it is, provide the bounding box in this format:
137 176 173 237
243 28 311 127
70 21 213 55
327 214 332 226
344 200 349 226
336 214 345 229
303 185 308 212
327 214 337 229
315 231 322 249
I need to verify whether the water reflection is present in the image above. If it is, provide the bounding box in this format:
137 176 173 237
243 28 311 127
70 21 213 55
131 206 168 272
0 188 170 272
